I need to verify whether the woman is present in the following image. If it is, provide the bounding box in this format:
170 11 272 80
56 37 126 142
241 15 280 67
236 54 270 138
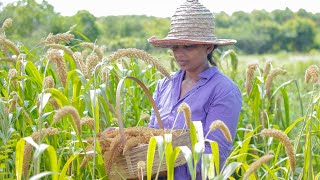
148 0 242 179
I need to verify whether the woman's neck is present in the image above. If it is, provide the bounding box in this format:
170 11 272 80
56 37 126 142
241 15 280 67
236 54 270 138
180 65 209 99
184 64 209 82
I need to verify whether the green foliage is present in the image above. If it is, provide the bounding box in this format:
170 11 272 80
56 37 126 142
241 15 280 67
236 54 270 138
146 136 157 180
15 138 24 180
164 134 181 180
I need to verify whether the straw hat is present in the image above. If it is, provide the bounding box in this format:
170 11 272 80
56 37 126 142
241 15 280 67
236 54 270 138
148 0 236 48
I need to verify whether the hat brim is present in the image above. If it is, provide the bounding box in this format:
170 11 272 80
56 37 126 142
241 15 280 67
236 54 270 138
148 36 237 48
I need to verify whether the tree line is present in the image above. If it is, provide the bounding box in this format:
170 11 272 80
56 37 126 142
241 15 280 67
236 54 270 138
0 0 319 54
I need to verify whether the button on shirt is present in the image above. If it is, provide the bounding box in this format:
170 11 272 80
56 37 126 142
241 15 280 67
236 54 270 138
149 66 242 179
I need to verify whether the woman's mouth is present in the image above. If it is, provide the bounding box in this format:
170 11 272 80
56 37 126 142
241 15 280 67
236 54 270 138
177 60 188 66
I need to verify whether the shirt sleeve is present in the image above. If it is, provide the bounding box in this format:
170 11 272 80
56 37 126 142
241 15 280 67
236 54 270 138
203 84 242 168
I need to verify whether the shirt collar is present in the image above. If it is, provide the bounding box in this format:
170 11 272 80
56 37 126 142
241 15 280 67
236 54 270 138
171 70 183 80
198 66 218 79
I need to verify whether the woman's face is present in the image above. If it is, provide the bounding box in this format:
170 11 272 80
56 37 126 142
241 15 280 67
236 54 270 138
170 44 213 72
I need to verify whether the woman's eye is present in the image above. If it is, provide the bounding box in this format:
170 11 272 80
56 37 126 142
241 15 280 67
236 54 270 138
169 45 178 50
170 45 197 50
184 45 197 49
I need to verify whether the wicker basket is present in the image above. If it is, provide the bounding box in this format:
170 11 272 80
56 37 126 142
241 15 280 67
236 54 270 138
106 76 191 179
109 132 190 179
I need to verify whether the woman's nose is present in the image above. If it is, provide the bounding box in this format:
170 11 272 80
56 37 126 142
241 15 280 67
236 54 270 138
172 47 186 55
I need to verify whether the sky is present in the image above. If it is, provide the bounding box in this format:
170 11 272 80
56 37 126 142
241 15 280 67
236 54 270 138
2 0 319 17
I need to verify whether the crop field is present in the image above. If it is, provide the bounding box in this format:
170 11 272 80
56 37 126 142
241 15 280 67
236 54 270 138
0 18 319 180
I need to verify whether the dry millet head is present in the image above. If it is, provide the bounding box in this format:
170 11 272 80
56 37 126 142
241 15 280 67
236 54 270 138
8 93 19 113
260 128 295 172
47 48 62 62
53 106 82 135
137 161 146 180
23 127 59 178
104 135 124 174
81 49 90 59
85 53 99 77
111 117 118 124
177 102 191 127
46 48 67 87
8 68 18 87
260 110 268 129
140 113 151 122
245 63 259 96
305 64 319 84
49 98 60 110
79 42 104 60
246 123 253 130
0 57 17 63
80 145 95 168
73 51 86 74
44 76 55 88
107 48 171 79
41 32 75 44
137 161 146 169
2 18 13 31
263 60 272 77
244 123 253 137
23 143 33 178
242 154 274 180
46 43 74 58
31 127 60 140
81 116 95 129
209 120 232 142
100 66 109 84
265 68 287 98
8 68 17 79
0 36 20 55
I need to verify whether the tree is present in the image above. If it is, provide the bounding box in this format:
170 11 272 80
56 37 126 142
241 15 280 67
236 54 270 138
67 10 99 42
281 17 317 51
251 10 272 22
214 12 232 28
231 11 251 26
271 8 294 24
0 0 59 46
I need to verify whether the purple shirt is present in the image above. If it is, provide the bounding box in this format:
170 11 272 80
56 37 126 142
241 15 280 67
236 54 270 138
149 66 242 179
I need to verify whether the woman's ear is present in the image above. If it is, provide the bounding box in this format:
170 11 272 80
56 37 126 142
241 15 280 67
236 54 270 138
206 44 216 54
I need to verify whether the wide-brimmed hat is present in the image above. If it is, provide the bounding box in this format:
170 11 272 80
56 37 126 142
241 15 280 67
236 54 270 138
148 0 236 48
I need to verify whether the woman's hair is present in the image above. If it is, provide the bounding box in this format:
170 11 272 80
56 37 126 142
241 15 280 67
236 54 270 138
207 45 218 66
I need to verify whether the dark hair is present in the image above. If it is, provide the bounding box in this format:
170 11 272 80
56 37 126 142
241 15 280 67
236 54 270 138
207 45 218 66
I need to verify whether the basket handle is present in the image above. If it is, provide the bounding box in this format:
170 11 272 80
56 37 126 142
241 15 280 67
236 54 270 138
116 76 164 144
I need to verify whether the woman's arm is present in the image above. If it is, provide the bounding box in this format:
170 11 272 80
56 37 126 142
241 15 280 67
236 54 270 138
203 85 242 168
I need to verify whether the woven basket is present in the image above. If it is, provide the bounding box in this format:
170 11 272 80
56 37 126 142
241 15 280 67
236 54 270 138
106 76 191 179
